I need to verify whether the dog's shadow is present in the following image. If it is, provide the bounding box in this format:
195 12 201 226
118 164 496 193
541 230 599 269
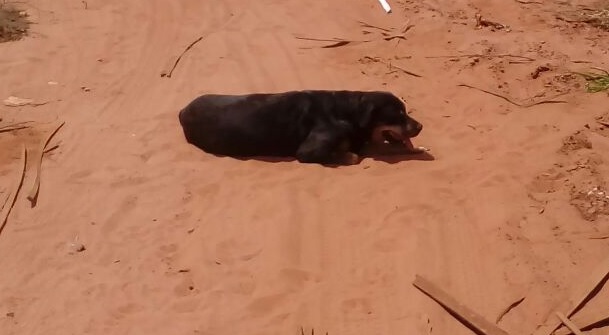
366 151 435 164
234 156 296 164
226 150 435 167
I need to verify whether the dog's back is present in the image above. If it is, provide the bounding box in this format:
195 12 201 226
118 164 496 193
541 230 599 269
178 92 310 156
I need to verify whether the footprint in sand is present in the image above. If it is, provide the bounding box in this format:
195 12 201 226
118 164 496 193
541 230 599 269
372 206 428 254
171 297 201 313
101 194 139 234
341 297 373 320
107 302 144 321
68 169 93 183
173 276 196 297
278 268 317 291
215 238 263 265
244 268 316 318
246 293 288 317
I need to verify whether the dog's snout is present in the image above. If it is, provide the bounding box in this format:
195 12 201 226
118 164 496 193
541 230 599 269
404 120 422 137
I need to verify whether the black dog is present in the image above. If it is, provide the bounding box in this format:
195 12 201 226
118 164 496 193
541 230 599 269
178 90 424 165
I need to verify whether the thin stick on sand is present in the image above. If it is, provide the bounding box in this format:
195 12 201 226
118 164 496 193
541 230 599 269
597 120 609 128
0 144 28 236
357 20 393 32
161 36 205 78
43 144 60 154
0 126 29 133
533 254 609 335
0 191 8 214
295 33 408 48
555 312 585 335
362 56 422 78
496 296 526 324
0 121 34 134
425 54 535 62
457 84 568 108
413 275 510 335
555 309 609 335
26 121 65 205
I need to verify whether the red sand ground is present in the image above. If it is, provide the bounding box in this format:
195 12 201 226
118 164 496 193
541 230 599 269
1 0 609 334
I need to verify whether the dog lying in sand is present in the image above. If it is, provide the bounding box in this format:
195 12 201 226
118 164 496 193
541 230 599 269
178 90 427 165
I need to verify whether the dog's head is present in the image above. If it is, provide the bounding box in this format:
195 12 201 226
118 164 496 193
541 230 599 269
358 92 423 147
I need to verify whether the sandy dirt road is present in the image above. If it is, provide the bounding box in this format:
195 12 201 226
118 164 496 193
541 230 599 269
1 0 609 334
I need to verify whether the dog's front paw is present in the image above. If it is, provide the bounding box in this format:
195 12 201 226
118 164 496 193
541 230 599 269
407 146 430 154
342 152 361 165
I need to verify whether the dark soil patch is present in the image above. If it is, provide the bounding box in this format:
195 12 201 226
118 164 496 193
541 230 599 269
0 4 30 42
557 1 609 32
581 7 609 31
559 131 592 154
531 129 607 222
591 113 609 138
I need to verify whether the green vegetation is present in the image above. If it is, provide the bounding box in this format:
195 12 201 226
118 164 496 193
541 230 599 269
575 69 609 93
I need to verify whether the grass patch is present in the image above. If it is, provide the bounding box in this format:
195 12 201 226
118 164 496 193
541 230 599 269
574 68 609 93
0 2 30 42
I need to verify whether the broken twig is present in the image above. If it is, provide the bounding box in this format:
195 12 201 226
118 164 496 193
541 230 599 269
475 13 511 31
555 312 584 335
161 36 205 78
596 120 609 127
294 36 357 48
300 327 329 335
357 20 393 32
43 143 59 154
26 121 65 206
496 296 526 324
413 275 510 335
298 19 413 49
296 33 408 49
0 121 34 129
363 56 422 78
426 53 534 62
0 144 27 236
0 191 8 214
591 67 609 76
533 253 609 335
457 83 568 107
0 125 29 133
514 0 542 5
555 309 609 335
